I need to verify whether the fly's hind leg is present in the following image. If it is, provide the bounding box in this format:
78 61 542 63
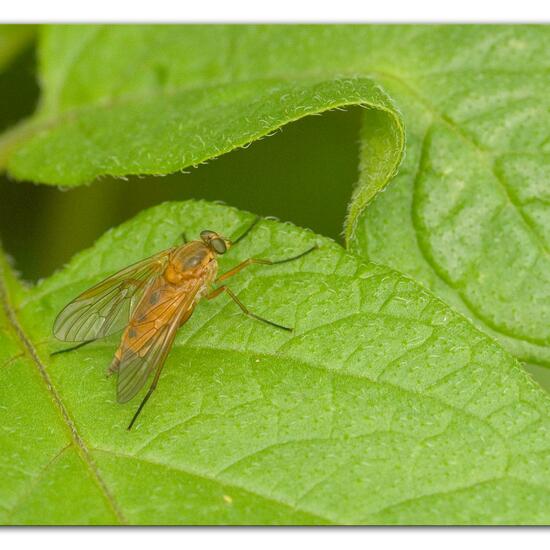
127 359 166 430
211 243 318 331
207 285 292 332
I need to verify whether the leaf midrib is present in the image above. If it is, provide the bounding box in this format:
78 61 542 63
0 259 127 524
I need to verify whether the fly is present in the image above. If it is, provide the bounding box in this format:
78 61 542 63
52 218 317 430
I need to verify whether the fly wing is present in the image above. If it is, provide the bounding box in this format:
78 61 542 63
115 282 199 403
53 249 173 342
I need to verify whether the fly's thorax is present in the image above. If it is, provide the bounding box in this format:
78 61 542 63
164 241 217 285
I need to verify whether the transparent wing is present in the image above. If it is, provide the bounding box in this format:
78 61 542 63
115 289 196 403
53 249 173 342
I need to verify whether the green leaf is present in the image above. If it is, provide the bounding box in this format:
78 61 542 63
347 28 550 369
2 200 550 525
0 26 403 198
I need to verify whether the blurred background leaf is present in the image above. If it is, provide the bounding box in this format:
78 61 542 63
0 25 34 74
0 25 37 133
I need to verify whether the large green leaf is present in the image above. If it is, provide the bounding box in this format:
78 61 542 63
2 200 550 525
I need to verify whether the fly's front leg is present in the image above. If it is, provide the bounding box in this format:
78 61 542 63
50 339 96 356
217 244 318 283
207 285 292 332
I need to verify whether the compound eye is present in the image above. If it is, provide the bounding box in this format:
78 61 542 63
211 238 227 254
200 230 216 242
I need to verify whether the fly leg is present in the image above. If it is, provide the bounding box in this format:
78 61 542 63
210 244 318 331
207 285 292 332
50 339 96 356
216 244 318 283
231 216 261 245
127 359 167 430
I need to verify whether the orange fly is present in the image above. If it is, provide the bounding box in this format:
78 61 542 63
52 219 316 430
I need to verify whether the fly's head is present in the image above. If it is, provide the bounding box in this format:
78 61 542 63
200 230 231 255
